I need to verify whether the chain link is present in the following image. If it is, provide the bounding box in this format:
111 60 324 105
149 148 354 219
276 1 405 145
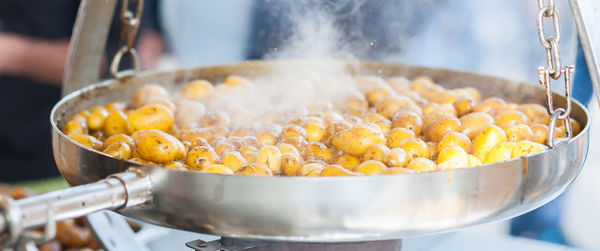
535 0 574 148
110 0 144 78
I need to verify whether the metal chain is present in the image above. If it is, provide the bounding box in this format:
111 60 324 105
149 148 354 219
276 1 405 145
536 0 574 148
110 0 144 78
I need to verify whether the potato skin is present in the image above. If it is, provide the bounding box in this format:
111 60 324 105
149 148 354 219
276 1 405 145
471 125 507 161
331 124 386 156
103 141 132 159
134 129 184 164
127 104 174 132
423 116 461 142
484 142 517 164
353 160 387 175
320 165 357 176
512 141 548 158
130 84 170 108
103 110 129 136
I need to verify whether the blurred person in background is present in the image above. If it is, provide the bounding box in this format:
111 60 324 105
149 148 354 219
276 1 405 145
0 0 162 182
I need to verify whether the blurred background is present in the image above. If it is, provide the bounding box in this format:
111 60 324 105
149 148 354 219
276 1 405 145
0 0 597 250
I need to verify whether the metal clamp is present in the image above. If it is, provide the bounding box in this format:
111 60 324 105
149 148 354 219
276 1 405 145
110 0 144 78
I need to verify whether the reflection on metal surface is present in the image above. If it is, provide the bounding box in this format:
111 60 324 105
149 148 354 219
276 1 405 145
570 0 600 107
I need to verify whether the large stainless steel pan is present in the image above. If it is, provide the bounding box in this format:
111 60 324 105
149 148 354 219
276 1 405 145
0 60 590 244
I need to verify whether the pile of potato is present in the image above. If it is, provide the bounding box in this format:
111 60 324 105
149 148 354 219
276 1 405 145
62 75 581 176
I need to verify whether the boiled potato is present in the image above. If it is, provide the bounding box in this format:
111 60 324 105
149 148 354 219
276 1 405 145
68 133 102 150
517 103 550 124
186 145 218 170
64 115 88 135
473 97 507 116
366 87 394 105
103 141 132 159
423 116 461 142
437 132 471 153
376 96 415 118
362 144 390 162
453 96 474 117
135 129 184 164
257 130 279 145
530 123 548 144
336 154 361 169
180 80 214 100
504 124 534 142
281 153 302 176
372 119 392 135
512 141 548 158
303 119 326 142
460 112 494 139
484 142 516 164
305 142 333 162
127 104 174 132
331 124 386 156
221 151 247 172
256 145 283 173
467 154 482 167
224 75 252 87
281 124 309 139
383 167 413 174
471 125 507 161
174 100 206 127
103 134 134 150
236 163 273 176
386 127 415 148
201 164 234 175
353 160 387 175
385 148 408 167
494 110 528 126
391 110 422 135
437 145 469 169
130 84 169 108
298 163 325 176
164 161 188 170
406 158 437 172
214 143 236 157
399 138 431 161
103 111 128 136
320 165 357 176
87 106 109 131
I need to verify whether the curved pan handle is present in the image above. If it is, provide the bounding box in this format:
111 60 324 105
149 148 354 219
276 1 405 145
0 169 152 246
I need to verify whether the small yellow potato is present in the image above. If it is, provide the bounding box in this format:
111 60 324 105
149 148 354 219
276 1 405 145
336 154 361 169
410 76 435 93
163 161 188 170
399 138 431 161
372 119 392 135
330 124 386 156
180 80 214 100
224 75 252 87
256 145 283 173
130 84 169 108
103 134 134 150
423 116 461 142
353 160 387 175
494 110 528 126
103 141 132 159
304 142 333 162
517 103 550 124
303 119 326 142
275 143 299 156
460 112 495 139
64 115 88 135
279 136 308 152
386 76 411 93
386 127 415 148
426 141 438 159
257 130 279 145
235 163 273 176
103 111 128 136
178 127 214 143
105 101 126 113
362 144 391 162
437 132 471 153
135 129 184 164
345 97 369 114
214 143 236 157
571 119 582 135
376 96 415 118
504 124 534 142
424 103 457 123
127 104 174 132
298 163 325 176
68 133 103 150
467 154 482 167
460 87 482 102
429 91 460 104
484 142 517 164
363 112 386 123
221 151 247 172
471 125 507 161
385 148 408 167
406 158 437 172
201 164 234 175
320 165 357 176
512 141 548 158
281 153 302 176
391 110 422 135
530 123 549 145
366 87 394 105
473 97 508 116
383 167 413 174
281 124 308 139
437 145 469 169
324 120 352 141
201 110 230 127
87 106 109 131
186 145 218 170
453 96 474 117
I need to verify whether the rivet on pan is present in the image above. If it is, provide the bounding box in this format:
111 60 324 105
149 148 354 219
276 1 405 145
196 240 207 247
